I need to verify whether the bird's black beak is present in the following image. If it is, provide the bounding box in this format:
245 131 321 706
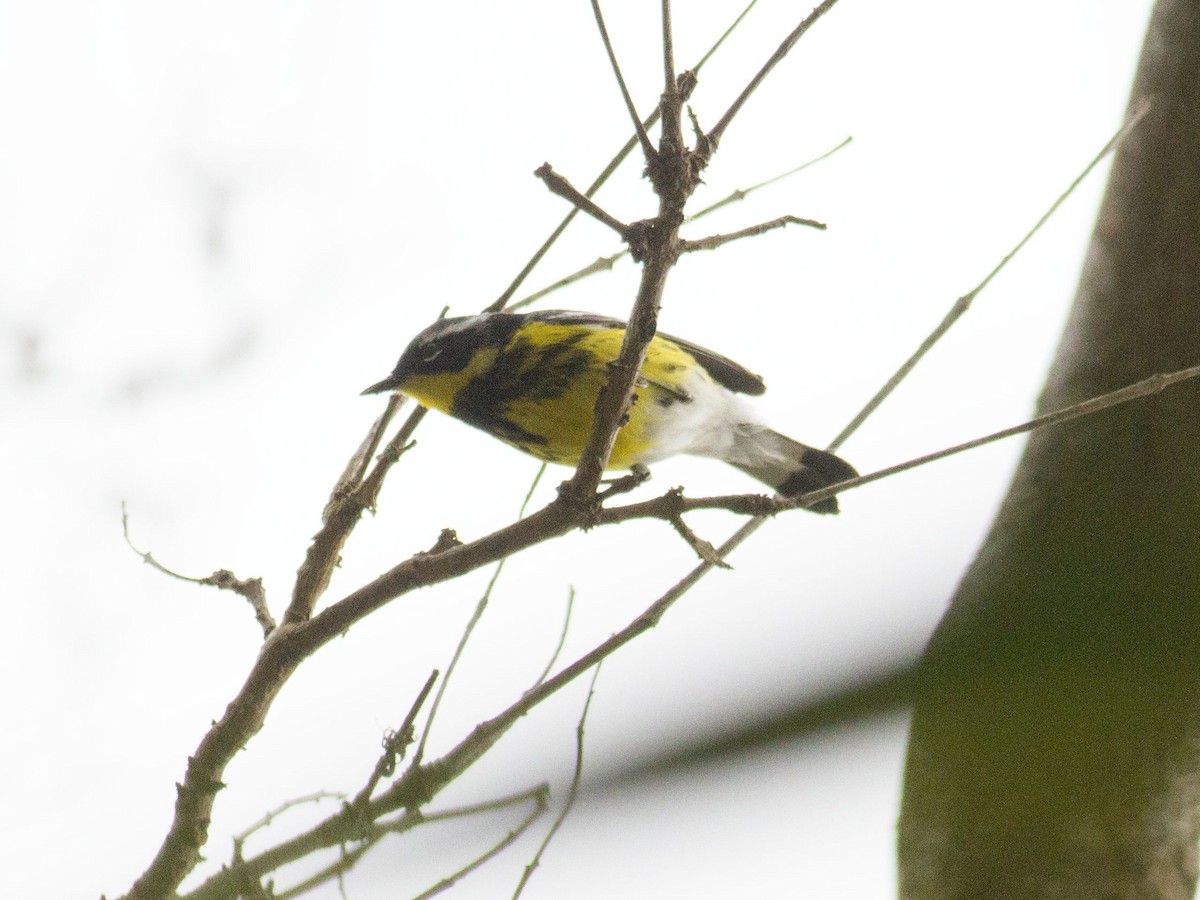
361 375 402 396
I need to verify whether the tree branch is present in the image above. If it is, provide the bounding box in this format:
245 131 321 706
705 0 842 152
679 214 825 253
590 0 656 159
121 503 274 638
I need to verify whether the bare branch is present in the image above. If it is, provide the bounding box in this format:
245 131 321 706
512 664 604 898
529 587 576 690
411 593 489 770
488 69 689 313
401 358 1200 814
411 791 548 899
121 503 275 638
533 163 633 239
169 357 1200 899
286 401 424 626
706 0 842 151
668 510 732 569
233 792 345 851
261 788 549 900
511 141 847 309
805 360 1200 510
680 214 825 253
695 0 760 71
509 253 623 311
499 0 767 314
660 0 676 98
271 841 374 900
136 353 1200 900
413 465 546 767
122 6 841 895
689 135 852 221
590 0 656 159
350 670 439 811
325 393 405 517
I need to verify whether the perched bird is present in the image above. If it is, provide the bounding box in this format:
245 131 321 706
362 310 857 513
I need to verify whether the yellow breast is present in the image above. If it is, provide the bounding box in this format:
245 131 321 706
489 322 704 470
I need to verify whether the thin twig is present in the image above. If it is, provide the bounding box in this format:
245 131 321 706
411 465 547 768
487 0 752 314
529 587 576 690
661 0 676 97
404 785 551 828
325 393 405 520
233 792 345 851
512 664 604 899
510 140 848 310
586 360 1200 521
706 0 842 150
270 788 549 900
801 361 1200 510
121 503 275 638
286 402 424 627
590 0 656 159
689 135 852 221
828 100 1151 453
272 840 375 900
411 791 549 899
351 670 440 810
533 163 632 238
411 594 489 770
695 0 759 71
509 253 624 311
680 214 825 253
669 511 732 568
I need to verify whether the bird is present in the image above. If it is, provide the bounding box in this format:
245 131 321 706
362 310 857 513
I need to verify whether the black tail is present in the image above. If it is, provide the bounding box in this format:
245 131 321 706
727 428 858 514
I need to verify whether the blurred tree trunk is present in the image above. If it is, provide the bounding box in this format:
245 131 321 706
898 1 1200 898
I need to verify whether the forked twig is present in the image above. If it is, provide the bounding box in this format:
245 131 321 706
268 788 549 900
411 790 549 899
486 0 750 313
121 503 275 638
232 792 345 858
510 138 850 310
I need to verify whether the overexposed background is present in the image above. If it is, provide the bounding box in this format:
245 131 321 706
1 2 1152 897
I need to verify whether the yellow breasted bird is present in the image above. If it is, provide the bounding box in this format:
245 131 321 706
362 310 857 513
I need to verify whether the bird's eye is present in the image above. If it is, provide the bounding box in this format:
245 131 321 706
423 347 442 364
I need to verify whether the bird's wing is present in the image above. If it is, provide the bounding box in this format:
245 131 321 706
527 310 767 396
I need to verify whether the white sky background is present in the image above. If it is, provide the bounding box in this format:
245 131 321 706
1 2 1155 898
